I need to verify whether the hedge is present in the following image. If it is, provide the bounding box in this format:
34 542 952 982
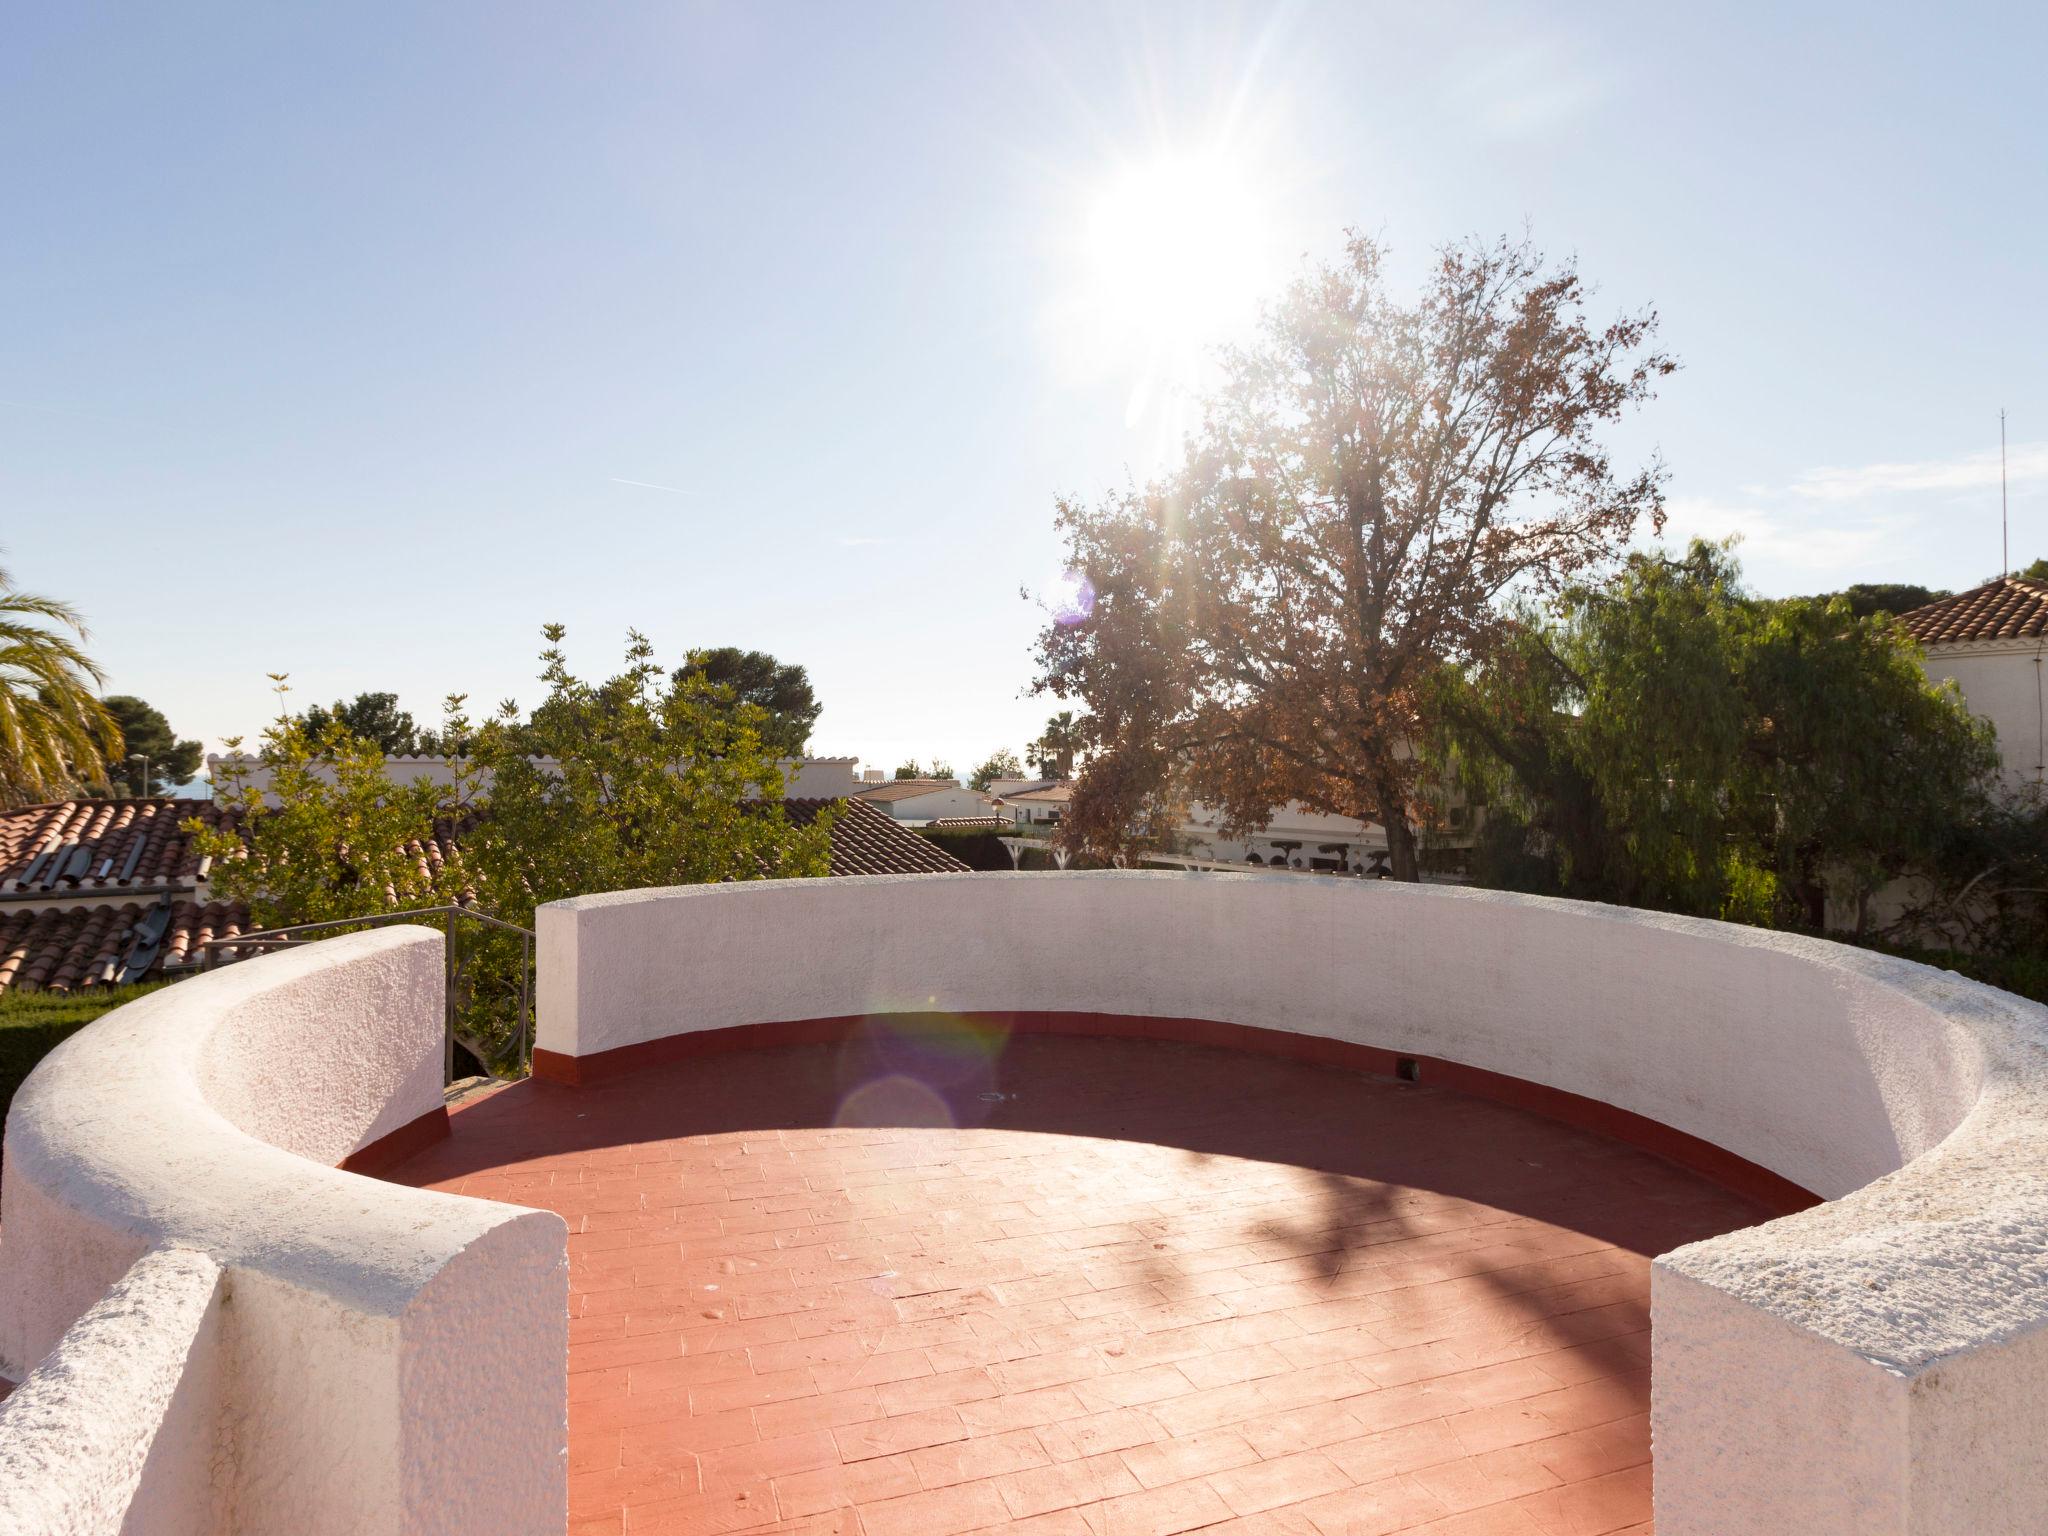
0 982 171 1134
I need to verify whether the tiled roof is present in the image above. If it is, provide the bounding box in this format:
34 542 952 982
1005 782 1073 803
928 816 1007 830
0 898 249 995
850 779 968 803
1897 578 2048 646
988 778 1062 798
785 798 971 876
0 797 233 895
0 795 965 993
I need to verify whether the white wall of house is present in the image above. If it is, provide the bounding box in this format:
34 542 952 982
1919 642 2048 798
1006 797 1066 827
861 785 990 824
1179 801 1387 871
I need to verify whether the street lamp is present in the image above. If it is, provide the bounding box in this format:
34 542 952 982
129 752 150 798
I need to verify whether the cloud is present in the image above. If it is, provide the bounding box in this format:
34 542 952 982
1787 443 2048 503
1655 496 1908 575
837 535 892 548
609 476 695 496
1647 439 2044 585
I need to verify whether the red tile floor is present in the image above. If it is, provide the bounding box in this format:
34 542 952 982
387 1028 1772 1536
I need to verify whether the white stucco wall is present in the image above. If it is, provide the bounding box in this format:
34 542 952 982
1920 640 2048 797
538 871 2048 1534
0 928 569 1536
858 784 990 823
0 1247 226 1536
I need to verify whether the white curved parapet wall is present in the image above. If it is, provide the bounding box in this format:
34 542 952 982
0 927 569 1536
537 871 2048 1535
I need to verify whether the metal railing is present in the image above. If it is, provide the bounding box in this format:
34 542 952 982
198 905 535 1082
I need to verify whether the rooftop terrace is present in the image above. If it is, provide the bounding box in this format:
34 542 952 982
4 870 2046 1535
393 1033 1771 1534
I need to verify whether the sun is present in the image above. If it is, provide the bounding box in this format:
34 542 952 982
1083 150 1275 352
1054 144 1288 445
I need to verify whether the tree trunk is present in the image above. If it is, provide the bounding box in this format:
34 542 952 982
1375 776 1421 882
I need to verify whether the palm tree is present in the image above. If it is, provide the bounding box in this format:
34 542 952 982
0 562 120 806
1029 710 1085 779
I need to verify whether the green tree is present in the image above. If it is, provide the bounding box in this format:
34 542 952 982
673 648 821 758
0 562 120 807
300 691 441 756
99 696 203 796
199 719 461 930
1885 799 2048 972
968 748 1023 791
1812 583 1951 620
455 627 833 928
2016 558 2048 582
1429 541 1998 929
1027 713 1083 779
195 628 836 1070
893 759 954 781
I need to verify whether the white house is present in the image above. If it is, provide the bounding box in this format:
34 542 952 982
1177 800 1392 874
1900 578 2048 799
849 778 990 826
997 781 1071 827
985 777 1055 800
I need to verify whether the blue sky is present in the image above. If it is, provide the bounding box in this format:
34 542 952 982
5 2 2044 777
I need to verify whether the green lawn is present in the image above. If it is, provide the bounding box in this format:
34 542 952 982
0 982 172 1131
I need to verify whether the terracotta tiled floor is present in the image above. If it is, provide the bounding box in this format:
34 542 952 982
388 1028 1771 1536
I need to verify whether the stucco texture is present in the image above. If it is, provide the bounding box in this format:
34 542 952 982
0 928 569 1535
0 1247 225 1536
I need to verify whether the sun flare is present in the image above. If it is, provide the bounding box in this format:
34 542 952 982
1081 150 1277 356
1055 144 1288 448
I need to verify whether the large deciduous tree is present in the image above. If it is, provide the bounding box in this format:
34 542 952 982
1033 235 1675 879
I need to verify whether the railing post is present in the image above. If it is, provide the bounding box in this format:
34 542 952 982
442 908 456 1085
520 928 532 1065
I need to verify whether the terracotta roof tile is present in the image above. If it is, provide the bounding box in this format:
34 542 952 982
0 797 233 894
0 795 963 993
784 797 970 876
0 898 250 995
850 779 969 803
1897 578 2048 646
1004 782 1073 804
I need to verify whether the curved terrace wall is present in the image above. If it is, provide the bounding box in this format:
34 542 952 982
536 871 2048 1534
0 927 569 1536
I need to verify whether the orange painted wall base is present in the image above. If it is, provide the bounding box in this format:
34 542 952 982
531 1012 1819 1216
339 1104 450 1176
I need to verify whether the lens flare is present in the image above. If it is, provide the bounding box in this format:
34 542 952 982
834 1074 955 1129
869 1011 1010 1087
831 1011 1013 1129
1050 568 1096 627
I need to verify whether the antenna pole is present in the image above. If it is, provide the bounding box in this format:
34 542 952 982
2001 408 2009 577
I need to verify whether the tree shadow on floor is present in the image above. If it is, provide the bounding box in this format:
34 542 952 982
387 1030 1770 1372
